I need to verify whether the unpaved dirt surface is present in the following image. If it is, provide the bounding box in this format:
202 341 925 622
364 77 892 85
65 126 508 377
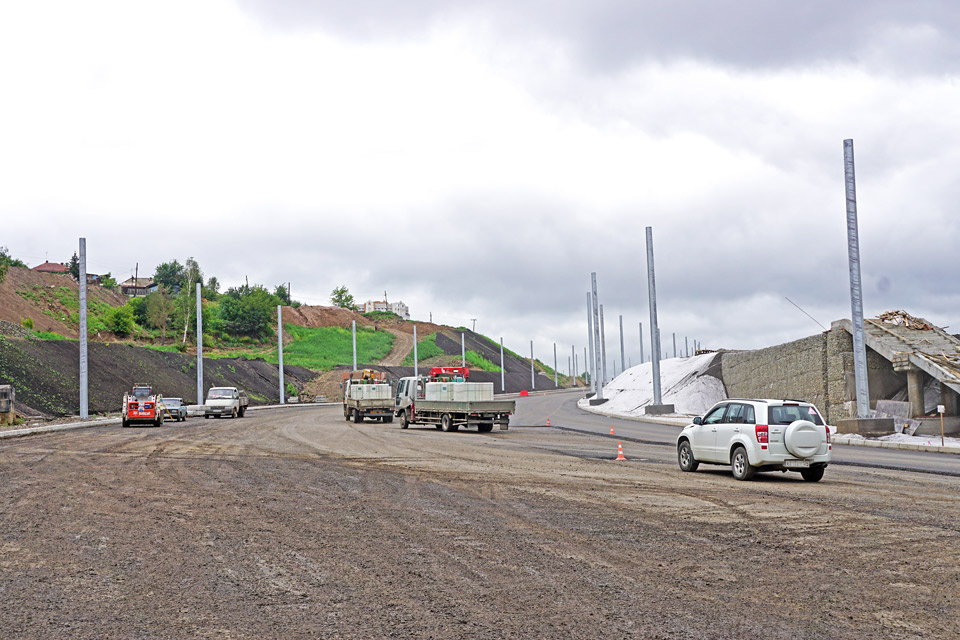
379 328 414 365
1 404 958 638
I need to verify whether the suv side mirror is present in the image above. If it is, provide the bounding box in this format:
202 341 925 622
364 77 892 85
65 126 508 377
693 417 702 425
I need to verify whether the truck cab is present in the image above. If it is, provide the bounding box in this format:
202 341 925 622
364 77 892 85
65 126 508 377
122 384 163 428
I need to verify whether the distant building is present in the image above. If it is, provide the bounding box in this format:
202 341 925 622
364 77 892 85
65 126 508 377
362 299 410 320
120 277 158 297
32 262 69 274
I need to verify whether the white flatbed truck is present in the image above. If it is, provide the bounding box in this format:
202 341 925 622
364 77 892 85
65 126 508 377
342 369 394 423
394 367 514 432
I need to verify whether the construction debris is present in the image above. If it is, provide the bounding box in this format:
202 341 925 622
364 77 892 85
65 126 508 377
874 310 934 331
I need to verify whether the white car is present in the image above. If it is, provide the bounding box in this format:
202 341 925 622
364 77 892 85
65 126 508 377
677 399 832 481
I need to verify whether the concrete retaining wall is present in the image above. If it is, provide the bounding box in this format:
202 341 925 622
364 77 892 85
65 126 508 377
722 328 907 424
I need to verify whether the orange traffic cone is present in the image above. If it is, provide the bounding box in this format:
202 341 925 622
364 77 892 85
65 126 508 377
546 418 551 426
610 426 615 435
615 441 626 461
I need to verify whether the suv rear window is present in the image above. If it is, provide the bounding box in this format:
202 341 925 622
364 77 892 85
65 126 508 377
769 404 824 425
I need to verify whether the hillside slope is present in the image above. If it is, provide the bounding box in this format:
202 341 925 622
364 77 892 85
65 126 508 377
0 266 127 337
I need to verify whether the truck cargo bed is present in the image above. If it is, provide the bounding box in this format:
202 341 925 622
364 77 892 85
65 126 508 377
416 400 516 413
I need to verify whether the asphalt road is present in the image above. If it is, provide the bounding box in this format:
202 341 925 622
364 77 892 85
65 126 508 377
515 389 960 476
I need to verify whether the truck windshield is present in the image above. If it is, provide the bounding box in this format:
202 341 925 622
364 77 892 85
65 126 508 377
207 389 233 399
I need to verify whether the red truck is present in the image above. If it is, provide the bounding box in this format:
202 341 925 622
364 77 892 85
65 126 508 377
122 383 163 428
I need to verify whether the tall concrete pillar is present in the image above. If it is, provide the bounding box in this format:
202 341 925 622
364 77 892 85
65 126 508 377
941 382 959 416
906 368 925 418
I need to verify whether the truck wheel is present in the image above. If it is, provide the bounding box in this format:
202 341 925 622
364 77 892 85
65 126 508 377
399 411 409 429
441 414 454 432
384 415 393 424
122 418 129 428
477 423 493 433
204 414 209 419
238 407 245 418
353 409 362 424
231 408 238 419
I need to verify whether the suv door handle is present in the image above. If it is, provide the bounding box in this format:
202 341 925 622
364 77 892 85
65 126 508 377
711 427 717 432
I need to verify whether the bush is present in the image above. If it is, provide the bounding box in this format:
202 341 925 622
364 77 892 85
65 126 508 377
20 317 34 330
286 382 298 398
107 305 135 337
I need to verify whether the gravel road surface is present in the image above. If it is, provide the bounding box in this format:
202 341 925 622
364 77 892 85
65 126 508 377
1 402 958 638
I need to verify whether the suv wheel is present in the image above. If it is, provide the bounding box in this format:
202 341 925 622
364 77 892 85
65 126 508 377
731 446 756 481
801 466 825 482
677 441 699 472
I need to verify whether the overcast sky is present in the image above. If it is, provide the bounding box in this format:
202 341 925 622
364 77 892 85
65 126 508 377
2 0 958 374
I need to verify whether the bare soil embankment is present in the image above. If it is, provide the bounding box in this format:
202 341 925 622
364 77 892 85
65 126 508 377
0 266 127 337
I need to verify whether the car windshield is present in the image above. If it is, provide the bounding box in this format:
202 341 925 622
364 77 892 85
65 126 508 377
769 404 824 425
207 389 233 399
164 398 181 407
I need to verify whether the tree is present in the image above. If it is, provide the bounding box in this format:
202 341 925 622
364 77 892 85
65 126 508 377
145 289 174 341
100 272 118 290
0 246 27 284
330 286 357 310
180 257 203 344
274 284 291 306
219 285 278 338
68 252 80 280
153 260 185 291
206 276 220 294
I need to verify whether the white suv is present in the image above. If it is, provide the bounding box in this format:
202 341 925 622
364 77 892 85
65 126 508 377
677 399 832 481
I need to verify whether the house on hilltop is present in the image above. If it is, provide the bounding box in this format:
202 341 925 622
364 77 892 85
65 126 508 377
31 261 69 274
120 277 158 297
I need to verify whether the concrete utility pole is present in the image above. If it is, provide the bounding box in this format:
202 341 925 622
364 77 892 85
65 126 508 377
278 306 285 405
471 318 477 332
196 282 203 406
553 343 558 387
685 336 689 358
500 337 505 392
586 292 596 394
646 227 663 406
619 315 625 375
352 320 357 370
571 345 575 381
639 322 644 364
413 325 419 379
673 332 677 358
461 332 466 367
529 340 536 390
844 138 871 418
590 274 603 401
599 305 608 387
78 238 88 419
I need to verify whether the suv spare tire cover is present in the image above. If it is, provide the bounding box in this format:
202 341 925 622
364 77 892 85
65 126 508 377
784 420 821 458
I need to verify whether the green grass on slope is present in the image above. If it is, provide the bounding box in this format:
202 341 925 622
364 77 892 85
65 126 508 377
465 350 501 372
282 325 394 369
402 333 444 365
205 324 395 371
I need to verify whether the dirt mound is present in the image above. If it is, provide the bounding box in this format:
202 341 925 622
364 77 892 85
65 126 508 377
0 266 128 338
0 336 317 417
282 305 446 335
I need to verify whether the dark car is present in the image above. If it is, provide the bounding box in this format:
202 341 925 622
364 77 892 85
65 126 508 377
161 397 188 422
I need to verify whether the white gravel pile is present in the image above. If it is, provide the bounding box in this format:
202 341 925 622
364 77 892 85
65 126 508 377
578 353 726 417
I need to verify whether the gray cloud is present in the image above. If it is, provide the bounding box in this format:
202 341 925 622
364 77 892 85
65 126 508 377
237 0 960 74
